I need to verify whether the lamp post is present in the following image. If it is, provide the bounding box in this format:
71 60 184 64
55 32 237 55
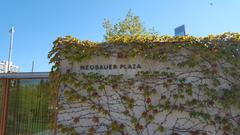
7 27 15 73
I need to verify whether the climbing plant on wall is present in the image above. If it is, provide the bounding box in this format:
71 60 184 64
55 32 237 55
49 32 240 135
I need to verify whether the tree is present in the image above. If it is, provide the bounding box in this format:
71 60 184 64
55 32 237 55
102 10 156 40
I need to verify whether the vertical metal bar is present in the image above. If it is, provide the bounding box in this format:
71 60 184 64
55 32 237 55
0 79 4 135
0 79 6 135
0 80 2 135
13 80 20 134
0 79 10 135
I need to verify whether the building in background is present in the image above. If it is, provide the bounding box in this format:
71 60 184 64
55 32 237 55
174 24 186 36
0 61 20 73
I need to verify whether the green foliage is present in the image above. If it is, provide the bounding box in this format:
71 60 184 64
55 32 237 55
6 80 51 134
103 10 157 40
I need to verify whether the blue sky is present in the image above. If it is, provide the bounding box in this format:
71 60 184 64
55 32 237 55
0 0 240 72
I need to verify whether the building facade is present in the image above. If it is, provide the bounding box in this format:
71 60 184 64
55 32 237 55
0 61 20 73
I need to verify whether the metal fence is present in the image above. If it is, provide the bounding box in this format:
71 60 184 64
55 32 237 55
0 72 54 135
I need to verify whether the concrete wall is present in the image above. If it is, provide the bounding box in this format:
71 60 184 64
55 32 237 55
57 49 239 135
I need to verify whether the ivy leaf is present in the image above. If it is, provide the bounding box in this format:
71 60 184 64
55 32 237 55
157 125 165 132
186 88 193 96
92 116 99 123
145 97 152 104
73 117 80 123
131 117 138 124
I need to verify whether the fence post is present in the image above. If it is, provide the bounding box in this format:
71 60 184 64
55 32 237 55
0 79 10 135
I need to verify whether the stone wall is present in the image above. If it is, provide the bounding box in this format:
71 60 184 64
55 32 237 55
57 48 240 135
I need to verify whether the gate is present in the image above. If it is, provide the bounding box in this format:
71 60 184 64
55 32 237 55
0 72 54 135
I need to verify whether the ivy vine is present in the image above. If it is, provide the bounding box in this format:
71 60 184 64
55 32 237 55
49 33 240 135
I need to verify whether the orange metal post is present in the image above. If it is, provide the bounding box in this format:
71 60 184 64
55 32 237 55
0 79 10 135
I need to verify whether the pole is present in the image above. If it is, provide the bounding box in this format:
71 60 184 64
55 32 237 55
32 61 34 72
0 79 10 135
7 27 15 73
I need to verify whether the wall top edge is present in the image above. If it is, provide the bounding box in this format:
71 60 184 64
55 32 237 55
0 72 49 79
